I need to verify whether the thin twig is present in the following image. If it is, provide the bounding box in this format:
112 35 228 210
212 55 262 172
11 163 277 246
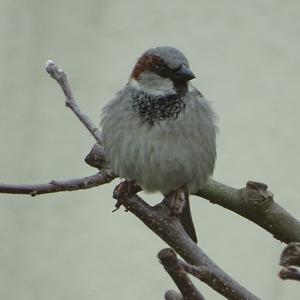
158 248 205 300
45 60 102 144
0 172 114 196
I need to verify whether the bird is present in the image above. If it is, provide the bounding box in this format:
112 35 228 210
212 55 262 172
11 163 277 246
100 46 217 243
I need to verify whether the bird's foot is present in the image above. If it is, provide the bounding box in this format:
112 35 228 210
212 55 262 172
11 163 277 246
165 188 186 217
112 180 141 212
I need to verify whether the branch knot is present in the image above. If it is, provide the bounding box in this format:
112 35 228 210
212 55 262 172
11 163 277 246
242 181 273 206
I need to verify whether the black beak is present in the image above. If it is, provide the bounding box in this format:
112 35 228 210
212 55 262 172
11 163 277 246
175 65 195 82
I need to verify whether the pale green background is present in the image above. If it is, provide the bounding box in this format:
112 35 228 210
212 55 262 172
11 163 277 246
0 0 299 299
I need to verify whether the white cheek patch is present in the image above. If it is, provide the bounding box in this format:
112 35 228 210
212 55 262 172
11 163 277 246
129 73 175 96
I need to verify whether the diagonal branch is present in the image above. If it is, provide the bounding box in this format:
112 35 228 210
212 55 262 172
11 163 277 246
196 180 300 244
115 191 260 300
158 248 205 300
45 60 102 144
179 257 239 295
87 143 300 244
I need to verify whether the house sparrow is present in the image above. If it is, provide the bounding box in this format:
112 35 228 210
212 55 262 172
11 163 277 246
101 46 217 243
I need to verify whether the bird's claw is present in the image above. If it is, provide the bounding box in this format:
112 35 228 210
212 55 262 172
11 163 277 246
112 180 141 212
165 189 186 217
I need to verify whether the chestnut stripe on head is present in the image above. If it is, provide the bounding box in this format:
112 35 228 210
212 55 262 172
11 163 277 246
131 54 164 80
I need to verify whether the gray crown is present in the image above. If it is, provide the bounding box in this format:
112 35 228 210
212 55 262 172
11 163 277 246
143 46 190 69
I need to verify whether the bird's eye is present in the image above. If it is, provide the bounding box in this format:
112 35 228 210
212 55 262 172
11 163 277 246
155 64 166 71
173 65 182 72
153 63 173 78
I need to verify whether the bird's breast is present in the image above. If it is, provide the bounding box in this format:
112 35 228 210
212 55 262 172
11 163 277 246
101 87 217 194
130 91 186 126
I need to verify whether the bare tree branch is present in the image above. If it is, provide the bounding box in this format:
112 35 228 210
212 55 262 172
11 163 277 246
179 258 242 297
86 143 300 244
196 180 300 244
158 248 205 300
0 61 116 197
115 191 260 300
1 141 299 246
0 172 114 196
45 60 102 144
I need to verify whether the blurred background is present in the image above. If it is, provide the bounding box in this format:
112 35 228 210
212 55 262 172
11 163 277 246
0 0 299 299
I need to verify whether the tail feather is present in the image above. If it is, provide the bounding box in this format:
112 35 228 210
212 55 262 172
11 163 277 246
180 193 197 243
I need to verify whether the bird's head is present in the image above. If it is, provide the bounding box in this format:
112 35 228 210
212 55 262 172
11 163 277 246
129 47 195 95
